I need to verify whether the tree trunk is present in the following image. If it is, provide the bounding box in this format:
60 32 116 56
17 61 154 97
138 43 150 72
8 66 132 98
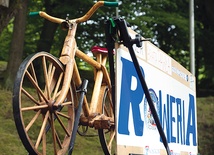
4 1 28 89
36 20 58 52
0 0 21 34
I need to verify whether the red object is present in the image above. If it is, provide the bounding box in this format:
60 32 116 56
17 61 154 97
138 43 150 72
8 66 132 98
91 46 115 54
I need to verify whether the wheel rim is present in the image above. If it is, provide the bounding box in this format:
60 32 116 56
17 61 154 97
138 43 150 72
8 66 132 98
98 88 116 155
13 52 74 155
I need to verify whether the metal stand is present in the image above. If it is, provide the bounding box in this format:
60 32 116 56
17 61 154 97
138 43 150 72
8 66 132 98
105 17 171 155
68 79 88 155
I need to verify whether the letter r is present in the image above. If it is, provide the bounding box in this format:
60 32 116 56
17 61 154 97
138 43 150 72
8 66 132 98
118 57 144 136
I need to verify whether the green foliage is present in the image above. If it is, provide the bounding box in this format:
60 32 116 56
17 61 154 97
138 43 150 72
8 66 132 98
0 20 13 61
194 0 214 90
1 0 214 91
0 0 200 67
119 0 190 68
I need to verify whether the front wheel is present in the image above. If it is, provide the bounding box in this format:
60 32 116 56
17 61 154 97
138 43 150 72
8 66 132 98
98 88 116 155
13 52 75 155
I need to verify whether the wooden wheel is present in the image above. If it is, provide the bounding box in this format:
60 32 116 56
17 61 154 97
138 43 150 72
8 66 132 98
13 52 75 155
98 88 116 155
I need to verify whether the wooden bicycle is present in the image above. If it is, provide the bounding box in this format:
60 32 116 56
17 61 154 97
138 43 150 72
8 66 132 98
13 1 118 155
13 1 172 154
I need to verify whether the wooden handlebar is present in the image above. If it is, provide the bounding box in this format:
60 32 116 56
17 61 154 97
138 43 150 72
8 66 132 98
39 11 64 24
38 1 118 24
75 1 105 23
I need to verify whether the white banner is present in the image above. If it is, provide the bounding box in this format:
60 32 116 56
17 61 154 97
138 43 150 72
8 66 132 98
116 30 197 155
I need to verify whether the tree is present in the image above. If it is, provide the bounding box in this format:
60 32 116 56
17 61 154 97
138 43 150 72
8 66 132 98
4 0 28 89
1 0 214 93
119 0 189 66
195 0 214 93
118 0 214 94
0 0 22 34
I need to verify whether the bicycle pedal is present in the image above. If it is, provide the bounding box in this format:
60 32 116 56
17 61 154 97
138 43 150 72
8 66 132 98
94 119 111 129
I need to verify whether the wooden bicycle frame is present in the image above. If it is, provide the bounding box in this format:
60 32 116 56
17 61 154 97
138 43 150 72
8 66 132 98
74 49 112 115
56 24 113 128
39 1 113 128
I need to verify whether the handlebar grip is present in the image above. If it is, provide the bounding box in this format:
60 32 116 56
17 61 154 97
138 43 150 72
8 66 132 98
104 1 119 7
29 12 40 16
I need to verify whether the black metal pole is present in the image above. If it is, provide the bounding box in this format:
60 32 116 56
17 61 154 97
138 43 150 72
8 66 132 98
127 44 171 155
68 79 88 155
115 18 171 155
105 19 116 117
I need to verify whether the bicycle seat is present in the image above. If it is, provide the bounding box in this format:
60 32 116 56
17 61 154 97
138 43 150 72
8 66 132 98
91 46 115 55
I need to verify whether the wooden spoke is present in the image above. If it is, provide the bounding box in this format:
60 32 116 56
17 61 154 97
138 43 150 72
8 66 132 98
21 104 48 111
42 131 47 155
52 72 63 100
29 62 38 83
108 131 115 150
48 63 55 86
21 88 41 105
61 101 72 107
47 62 53 81
26 70 49 103
25 110 41 132
54 112 71 137
104 105 110 117
56 111 71 119
29 62 44 102
42 56 51 100
54 129 63 149
48 64 56 96
50 113 57 154
35 111 49 149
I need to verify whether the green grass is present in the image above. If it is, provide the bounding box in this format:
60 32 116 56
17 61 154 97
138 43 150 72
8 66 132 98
197 97 214 155
0 88 103 155
0 68 104 155
0 89 28 155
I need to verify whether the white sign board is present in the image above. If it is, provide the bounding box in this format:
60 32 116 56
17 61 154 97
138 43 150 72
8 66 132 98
116 29 197 155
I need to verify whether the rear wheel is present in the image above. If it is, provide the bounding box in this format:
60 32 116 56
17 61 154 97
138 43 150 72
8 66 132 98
98 88 116 155
13 52 75 155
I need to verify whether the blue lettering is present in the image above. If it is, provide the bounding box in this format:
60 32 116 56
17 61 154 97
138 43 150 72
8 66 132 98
176 98 183 144
118 58 144 136
159 91 197 146
117 58 197 147
183 100 185 145
186 94 197 146
159 91 170 143
170 96 176 143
